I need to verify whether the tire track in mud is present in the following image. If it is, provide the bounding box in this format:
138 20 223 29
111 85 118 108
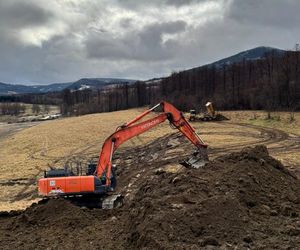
209 122 297 155
0 122 41 142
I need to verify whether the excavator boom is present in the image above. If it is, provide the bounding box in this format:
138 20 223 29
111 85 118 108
96 101 208 186
38 101 208 206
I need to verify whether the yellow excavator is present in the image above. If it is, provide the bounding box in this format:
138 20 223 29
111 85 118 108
189 102 215 121
189 102 227 122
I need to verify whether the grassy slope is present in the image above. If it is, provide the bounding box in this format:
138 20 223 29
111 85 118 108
221 111 300 135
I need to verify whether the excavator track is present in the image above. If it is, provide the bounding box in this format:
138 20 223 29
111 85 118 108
42 194 124 209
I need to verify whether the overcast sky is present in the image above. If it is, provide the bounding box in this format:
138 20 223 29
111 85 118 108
0 0 299 84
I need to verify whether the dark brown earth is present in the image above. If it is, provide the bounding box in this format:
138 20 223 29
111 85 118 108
0 144 299 250
213 113 229 121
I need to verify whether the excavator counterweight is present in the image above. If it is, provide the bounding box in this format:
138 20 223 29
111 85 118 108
38 101 208 208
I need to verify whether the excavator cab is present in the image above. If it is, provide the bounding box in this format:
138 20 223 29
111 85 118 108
44 168 74 178
86 163 97 175
189 109 196 121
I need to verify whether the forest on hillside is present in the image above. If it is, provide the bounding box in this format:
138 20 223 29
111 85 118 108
2 50 299 115
161 50 299 111
59 50 300 115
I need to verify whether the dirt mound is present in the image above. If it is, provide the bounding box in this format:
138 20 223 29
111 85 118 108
214 113 229 121
14 199 92 228
0 198 126 249
0 146 299 249
126 145 300 249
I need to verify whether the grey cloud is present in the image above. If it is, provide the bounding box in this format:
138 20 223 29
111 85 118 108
0 0 299 84
166 0 209 7
117 0 164 9
118 0 209 9
0 1 53 28
85 20 186 61
227 0 300 29
0 34 90 84
145 20 187 35
119 18 134 29
166 0 193 6
85 33 131 60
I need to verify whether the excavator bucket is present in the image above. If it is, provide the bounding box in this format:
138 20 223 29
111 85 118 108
180 147 209 169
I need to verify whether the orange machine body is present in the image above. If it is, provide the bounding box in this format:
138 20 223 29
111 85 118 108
38 101 208 198
38 176 106 196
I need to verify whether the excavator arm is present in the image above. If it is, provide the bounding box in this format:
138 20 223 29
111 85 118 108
96 101 208 186
38 101 208 203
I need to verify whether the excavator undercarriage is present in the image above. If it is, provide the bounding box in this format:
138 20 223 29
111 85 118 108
41 164 122 209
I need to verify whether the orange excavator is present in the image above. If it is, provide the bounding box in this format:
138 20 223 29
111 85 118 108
38 101 208 208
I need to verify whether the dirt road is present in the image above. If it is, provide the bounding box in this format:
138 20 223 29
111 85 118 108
209 123 299 158
0 122 40 141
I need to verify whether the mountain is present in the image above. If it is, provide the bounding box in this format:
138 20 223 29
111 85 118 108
67 78 137 91
209 46 285 68
0 81 74 95
33 82 73 92
0 82 38 95
0 78 137 95
139 47 285 85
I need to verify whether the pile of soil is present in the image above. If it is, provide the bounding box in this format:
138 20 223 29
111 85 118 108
127 146 300 249
0 145 299 249
214 113 229 121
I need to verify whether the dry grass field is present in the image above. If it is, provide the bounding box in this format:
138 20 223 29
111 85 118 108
221 110 300 135
0 108 299 211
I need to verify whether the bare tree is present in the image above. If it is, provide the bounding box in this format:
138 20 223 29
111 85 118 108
32 104 41 114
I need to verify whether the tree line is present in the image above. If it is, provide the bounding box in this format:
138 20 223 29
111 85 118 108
0 103 51 116
160 50 299 111
59 81 161 115
59 50 299 115
0 103 26 115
